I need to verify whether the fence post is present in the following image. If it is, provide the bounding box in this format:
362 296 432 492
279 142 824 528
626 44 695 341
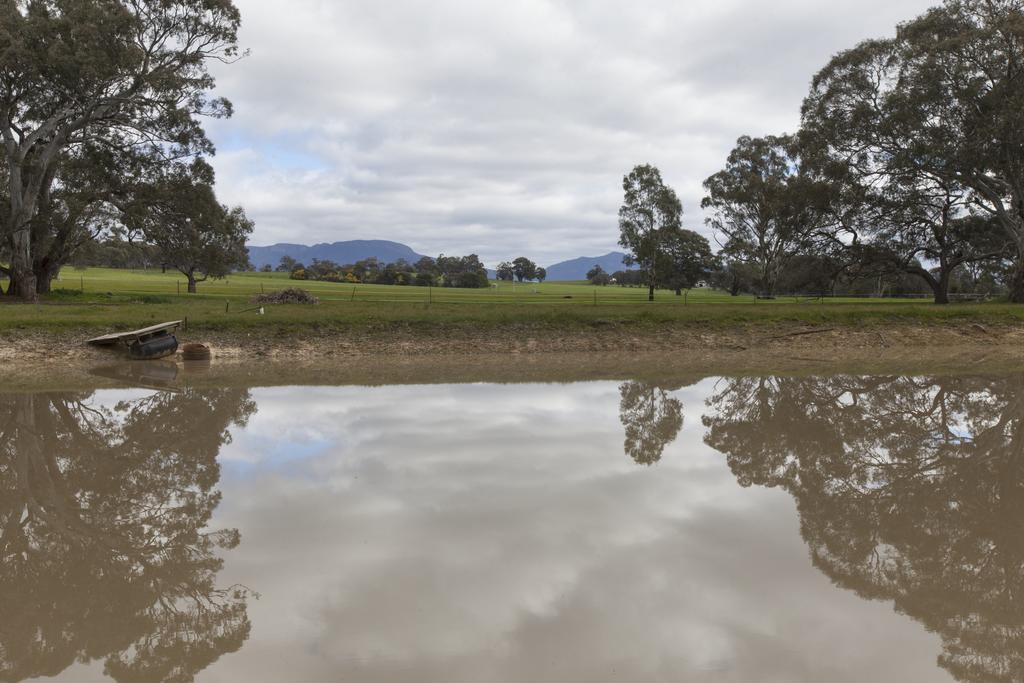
80 276 84 293
225 300 230 313
177 281 180 295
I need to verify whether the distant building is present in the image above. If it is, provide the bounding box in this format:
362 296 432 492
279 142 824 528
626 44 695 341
695 280 710 289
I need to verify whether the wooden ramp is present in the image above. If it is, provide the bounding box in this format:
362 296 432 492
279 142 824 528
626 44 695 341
87 321 183 347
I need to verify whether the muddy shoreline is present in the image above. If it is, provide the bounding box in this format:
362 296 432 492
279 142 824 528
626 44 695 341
2 318 1023 361
1 320 1021 390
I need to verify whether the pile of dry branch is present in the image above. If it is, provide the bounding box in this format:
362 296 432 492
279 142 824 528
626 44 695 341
251 288 320 305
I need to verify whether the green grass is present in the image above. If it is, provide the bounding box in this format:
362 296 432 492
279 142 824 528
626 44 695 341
16 266 952 304
1 266 1022 335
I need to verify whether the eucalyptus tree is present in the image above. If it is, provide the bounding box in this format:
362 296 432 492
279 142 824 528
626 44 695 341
21 143 151 293
496 261 514 281
511 256 537 282
618 164 684 301
122 161 252 293
660 228 716 296
0 0 242 299
802 0 1024 302
586 264 610 285
702 135 822 298
808 152 1011 303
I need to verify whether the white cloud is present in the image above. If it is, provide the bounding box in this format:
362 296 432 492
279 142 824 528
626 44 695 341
205 0 937 265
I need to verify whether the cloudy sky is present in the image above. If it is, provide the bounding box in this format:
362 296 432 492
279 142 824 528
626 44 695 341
206 0 936 267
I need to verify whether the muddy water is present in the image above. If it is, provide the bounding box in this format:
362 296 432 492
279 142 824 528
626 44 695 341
2 365 1022 682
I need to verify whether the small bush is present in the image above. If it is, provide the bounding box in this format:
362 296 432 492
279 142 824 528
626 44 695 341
47 288 90 300
251 287 320 305
136 294 174 304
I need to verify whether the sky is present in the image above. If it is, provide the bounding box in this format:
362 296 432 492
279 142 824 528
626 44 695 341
206 0 936 267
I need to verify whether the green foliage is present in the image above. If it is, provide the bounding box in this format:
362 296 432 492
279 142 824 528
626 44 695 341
587 265 611 285
702 135 822 297
512 257 538 282
801 0 1024 302
618 164 684 300
122 160 252 293
0 0 243 299
659 229 716 293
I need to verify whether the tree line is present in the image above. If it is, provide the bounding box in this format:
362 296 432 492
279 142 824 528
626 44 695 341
0 0 251 298
495 257 547 283
279 254 491 288
696 0 1024 304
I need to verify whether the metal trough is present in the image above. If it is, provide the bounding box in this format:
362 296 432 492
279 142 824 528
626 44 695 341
87 321 183 360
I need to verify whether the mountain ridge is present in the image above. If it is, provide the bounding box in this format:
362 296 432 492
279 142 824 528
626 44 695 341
247 240 634 280
543 252 633 281
247 240 427 270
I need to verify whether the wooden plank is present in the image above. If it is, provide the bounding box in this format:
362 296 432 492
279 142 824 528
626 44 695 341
87 320 182 346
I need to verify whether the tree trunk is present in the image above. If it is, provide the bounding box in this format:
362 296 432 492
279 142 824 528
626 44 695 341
913 265 950 305
34 270 54 294
761 266 777 299
9 228 37 301
187 273 198 294
1009 260 1024 304
933 269 951 305
647 284 655 302
33 259 59 295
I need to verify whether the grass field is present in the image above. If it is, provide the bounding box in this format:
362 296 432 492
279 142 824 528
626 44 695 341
15 266 951 304
1 267 1022 335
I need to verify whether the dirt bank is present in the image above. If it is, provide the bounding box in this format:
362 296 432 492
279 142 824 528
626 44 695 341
1 318 1021 370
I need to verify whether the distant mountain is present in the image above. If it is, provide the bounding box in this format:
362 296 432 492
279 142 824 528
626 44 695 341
544 252 633 281
248 240 427 269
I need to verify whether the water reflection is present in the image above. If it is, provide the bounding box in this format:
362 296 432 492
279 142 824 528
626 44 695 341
3 370 1022 682
703 374 1024 683
0 388 256 682
618 381 684 465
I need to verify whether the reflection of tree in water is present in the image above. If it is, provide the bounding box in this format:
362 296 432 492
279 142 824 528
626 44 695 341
0 387 257 683
619 381 684 465
703 374 1024 682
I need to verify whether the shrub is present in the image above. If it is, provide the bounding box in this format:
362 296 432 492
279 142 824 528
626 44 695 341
251 287 320 304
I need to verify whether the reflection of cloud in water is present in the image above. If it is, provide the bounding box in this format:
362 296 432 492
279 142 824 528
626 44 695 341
196 380 946 683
